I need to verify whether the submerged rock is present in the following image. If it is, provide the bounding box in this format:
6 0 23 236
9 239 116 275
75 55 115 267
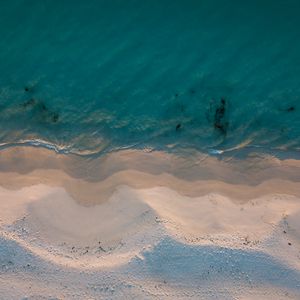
287 106 295 112
22 98 36 108
51 112 59 123
21 98 59 124
214 98 228 135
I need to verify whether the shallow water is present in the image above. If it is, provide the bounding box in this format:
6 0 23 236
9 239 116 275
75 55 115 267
0 0 300 156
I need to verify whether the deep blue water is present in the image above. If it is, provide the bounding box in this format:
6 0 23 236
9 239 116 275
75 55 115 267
0 0 300 156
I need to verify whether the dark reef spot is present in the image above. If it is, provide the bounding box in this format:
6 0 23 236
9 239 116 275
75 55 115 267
20 97 60 124
22 98 36 108
175 93 179 98
189 88 196 95
51 112 59 123
39 102 47 112
22 99 47 113
24 85 34 93
214 98 228 135
176 123 181 131
287 106 295 112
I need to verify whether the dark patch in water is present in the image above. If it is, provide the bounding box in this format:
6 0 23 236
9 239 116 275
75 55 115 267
51 112 59 123
176 123 181 131
214 98 228 135
38 102 47 112
22 98 36 108
189 88 196 95
24 85 34 93
21 98 59 124
21 98 47 112
287 106 295 112
37 103 60 123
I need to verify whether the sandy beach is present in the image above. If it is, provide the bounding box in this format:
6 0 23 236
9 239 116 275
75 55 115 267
1 0 300 298
0 147 300 299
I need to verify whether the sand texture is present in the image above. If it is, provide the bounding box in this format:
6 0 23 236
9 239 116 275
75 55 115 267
0 147 300 299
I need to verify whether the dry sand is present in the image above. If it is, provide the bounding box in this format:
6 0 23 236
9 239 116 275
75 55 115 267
0 147 300 299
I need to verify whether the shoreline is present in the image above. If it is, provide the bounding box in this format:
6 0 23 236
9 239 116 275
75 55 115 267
0 145 300 205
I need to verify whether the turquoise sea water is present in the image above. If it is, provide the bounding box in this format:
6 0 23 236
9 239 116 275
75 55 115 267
0 0 300 156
